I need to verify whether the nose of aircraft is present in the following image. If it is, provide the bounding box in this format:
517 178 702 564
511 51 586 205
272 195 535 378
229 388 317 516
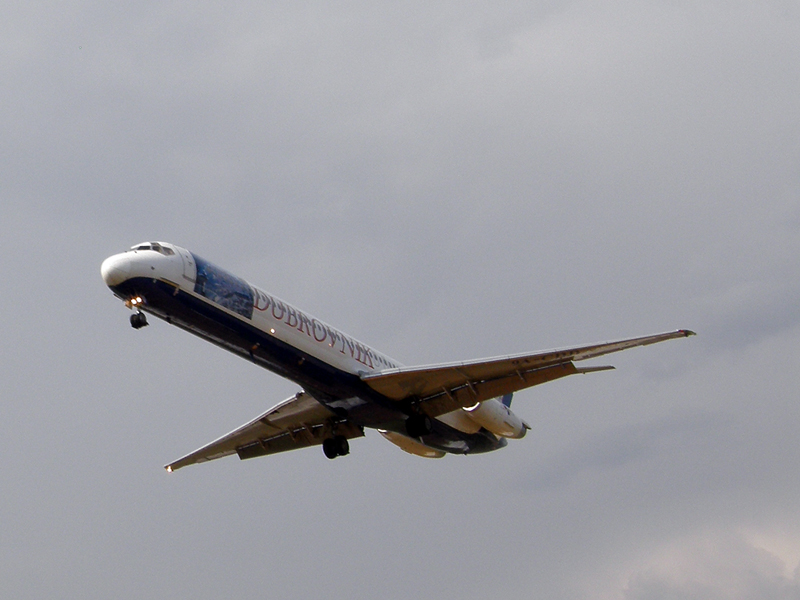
101 253 132 287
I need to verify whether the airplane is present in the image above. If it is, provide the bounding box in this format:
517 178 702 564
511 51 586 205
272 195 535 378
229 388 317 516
101 241 695 471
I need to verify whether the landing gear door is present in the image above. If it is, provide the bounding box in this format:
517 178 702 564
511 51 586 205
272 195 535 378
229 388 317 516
176 247 196 284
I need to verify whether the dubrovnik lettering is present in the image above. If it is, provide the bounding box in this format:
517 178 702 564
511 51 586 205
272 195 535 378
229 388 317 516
253 287 376 369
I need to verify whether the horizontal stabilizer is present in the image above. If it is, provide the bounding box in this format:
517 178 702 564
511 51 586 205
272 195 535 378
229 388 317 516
574 365 615 374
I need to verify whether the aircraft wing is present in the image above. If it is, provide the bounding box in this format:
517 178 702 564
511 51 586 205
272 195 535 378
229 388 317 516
164 391 364 471
362 329 695 417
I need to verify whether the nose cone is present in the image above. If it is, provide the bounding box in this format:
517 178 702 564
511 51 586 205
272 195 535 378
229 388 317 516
101 253 132 287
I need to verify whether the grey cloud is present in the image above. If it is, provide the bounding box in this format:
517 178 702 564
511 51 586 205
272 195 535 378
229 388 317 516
2 1 800 599
624 532 800 600
519 411 730 493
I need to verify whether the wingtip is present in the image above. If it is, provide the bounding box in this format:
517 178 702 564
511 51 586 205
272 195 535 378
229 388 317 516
679 329 697 337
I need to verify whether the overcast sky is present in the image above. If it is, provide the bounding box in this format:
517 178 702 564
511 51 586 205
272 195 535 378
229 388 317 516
2 1 800 598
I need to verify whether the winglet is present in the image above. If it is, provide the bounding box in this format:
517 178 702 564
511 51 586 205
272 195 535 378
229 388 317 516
679 329 696 337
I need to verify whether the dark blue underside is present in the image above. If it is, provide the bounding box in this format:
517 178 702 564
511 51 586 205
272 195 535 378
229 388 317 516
110 277 506 455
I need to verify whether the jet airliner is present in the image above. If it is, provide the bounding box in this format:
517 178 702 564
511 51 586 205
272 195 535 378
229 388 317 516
101 241 694 471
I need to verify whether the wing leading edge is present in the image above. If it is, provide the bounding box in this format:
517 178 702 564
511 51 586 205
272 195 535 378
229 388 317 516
165 391 363 471
361 329 695 417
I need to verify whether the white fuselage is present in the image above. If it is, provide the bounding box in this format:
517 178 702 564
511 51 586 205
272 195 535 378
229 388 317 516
101 242 402 376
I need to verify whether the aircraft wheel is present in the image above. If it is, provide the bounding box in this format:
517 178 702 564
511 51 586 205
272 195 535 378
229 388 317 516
322 438 339 459
323 436 350 459
406 414 432 438
334 435 349 456
130 312 148 329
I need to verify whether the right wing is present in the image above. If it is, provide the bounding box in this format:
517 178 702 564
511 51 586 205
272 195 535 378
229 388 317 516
165 391 363 471
362 329 695 417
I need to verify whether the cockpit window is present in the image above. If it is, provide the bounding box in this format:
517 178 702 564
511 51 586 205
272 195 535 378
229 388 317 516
130 242 174 256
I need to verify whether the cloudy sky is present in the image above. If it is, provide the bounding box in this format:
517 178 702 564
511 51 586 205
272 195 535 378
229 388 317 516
2 1 799 598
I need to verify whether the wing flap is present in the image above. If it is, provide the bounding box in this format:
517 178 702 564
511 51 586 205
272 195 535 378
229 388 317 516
418 362 582 416
236 420 364 461
165 391 361 471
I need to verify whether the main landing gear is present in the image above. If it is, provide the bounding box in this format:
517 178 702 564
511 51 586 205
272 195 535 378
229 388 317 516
405 414 433 438
130 311 148 329
322 435 350 459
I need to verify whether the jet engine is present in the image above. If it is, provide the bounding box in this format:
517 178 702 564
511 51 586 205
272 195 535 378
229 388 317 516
463 398 529 439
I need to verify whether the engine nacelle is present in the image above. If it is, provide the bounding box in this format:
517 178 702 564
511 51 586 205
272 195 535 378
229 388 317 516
378 430 446 458
436 408 482 434
463 398 529 439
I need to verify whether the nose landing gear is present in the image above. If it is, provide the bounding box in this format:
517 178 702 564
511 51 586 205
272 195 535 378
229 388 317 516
127 296 148 329
130 311 148 329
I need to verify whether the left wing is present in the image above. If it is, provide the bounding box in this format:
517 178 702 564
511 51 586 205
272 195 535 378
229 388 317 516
165 391 363 471
362 329 695 417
